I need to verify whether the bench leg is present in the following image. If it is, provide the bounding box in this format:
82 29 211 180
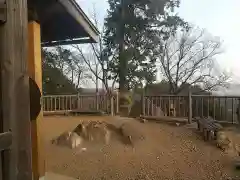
203 129 208 141
213 131 217 140
211 130 217 141
207 130 213 141
197 122 200 130
199 125 203 133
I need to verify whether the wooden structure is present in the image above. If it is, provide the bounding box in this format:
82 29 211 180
0 0 99 180
142 94 240 125
41 94 118 116
28 0 99 46
196 117 222 141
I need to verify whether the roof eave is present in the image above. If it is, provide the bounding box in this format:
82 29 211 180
58 0 100 43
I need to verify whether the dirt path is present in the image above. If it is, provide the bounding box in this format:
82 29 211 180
42 116 238 180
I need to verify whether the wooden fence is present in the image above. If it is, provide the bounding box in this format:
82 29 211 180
42 94 119 115
142 94 240 124
41 92 240 124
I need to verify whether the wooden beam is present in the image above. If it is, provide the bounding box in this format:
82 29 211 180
41 37 92 47
0 0 32 180
28 21 45 180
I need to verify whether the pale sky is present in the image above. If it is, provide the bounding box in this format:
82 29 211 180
77 0 240 83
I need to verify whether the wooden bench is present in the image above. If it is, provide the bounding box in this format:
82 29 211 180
196 117 223 141
68 110 106 116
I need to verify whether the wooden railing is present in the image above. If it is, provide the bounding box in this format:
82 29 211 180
142 94 240 124
42 95 78 112
41 94 119 115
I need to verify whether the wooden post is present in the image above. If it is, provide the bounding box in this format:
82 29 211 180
224 97 227 121
96 92 99 111
142 91 145 116
116 90 119 114
237 98 240 126
111 96 114 116
77 93 80 110
213 97 216 119
231 98 234 124
28 21 45 179
0 0 33 180
188 88 192 124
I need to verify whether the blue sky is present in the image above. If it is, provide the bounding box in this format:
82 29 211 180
77 0 240 83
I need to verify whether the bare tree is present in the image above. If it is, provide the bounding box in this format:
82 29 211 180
71 6 117 96
157 27 230 94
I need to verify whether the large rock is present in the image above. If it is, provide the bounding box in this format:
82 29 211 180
73 121 111 145
119 122 145 146
52 131 83 149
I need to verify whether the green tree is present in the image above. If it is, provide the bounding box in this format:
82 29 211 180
42 47 89 95
42 63 78 95
104 0 188 90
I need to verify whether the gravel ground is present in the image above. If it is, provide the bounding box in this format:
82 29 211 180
42 116 239 180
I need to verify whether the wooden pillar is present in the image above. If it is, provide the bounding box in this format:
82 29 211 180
0 0 32 180
28 21 45 180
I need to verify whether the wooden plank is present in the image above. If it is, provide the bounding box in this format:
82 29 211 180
140 115 188 124
0 1 7 177
0 0 32 180
0 5 4 176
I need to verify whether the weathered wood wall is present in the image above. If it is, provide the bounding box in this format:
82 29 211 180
0 0 32 180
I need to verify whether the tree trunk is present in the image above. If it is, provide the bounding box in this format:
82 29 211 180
118 0 129 116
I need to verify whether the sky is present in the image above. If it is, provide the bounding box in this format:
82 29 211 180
77 0 240 83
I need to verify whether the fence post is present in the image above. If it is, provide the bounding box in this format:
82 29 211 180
237 98 240 125
188 88 192 124
77 93 80 110
96 92 99 111
111 96 114 116
142 90 145 116
116 90 119 114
